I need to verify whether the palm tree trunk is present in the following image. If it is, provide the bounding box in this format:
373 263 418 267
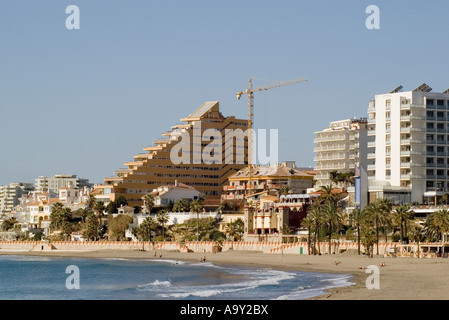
376 217 380 255
307 226 311 255
357 225 361 255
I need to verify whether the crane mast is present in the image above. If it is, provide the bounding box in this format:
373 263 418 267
236 77 307 168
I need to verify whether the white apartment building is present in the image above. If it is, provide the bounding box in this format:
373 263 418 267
0 182 35 215
35 175 92 193
314 118 371 183
367 83 449 204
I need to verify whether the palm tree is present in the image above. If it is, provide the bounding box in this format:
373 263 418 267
50 202 65 231
139 216 156 242
363 199 392 255
301 215 314 255
173 199 190 212
317 184 340 205
392 204 415 243
156 210 169 240
94 201 105 225
321 201 343 254
409 221 425 258
75 207 91 223
424 209 449 256
142 194 155 214
350 207 368 255
277 186 291 198
190 199 204 241
87 194 96 210
328 170 340 185
306 204 324 255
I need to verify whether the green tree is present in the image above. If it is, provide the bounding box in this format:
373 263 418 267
173 199 190 212
363 198 392 255
136 216 157 242
156 210 169 240
190 199 204 241
84 211 100 240
409 221 425 258
142 194 155 214
94 200 105 220
1 217 18 231
306 204 324 255
225 218 244 241
321 202 343 254
391 204 415 243
108 214 133 240
350 207 369 255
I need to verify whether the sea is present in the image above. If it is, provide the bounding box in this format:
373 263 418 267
0 255 354 300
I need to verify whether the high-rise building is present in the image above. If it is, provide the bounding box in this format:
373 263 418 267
0 182 35 215
35 175 92 194
367 83 449 204
314 118 371 186
104 101 248 207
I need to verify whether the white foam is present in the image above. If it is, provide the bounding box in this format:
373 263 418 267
150 269 296 299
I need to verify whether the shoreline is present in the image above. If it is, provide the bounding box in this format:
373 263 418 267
2 249 449 300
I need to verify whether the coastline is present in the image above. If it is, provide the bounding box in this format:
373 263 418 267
3 248 449 300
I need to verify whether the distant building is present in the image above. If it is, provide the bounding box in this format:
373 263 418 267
91 184 114 204
221 162 315 202
35 175 92 194
0 182 35 215
244 194 312 240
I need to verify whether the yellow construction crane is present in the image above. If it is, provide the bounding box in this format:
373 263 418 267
236 77 307 166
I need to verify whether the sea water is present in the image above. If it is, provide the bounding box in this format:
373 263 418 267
0 255 354 300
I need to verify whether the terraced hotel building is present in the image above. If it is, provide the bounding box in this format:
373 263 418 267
104 101 248 207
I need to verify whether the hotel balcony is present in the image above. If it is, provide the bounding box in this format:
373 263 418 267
314 145 347 152
367 130 376 136
314 136 346 143
367 164 376 171
400 104 426 110
367 141 376 148
367 153 376 159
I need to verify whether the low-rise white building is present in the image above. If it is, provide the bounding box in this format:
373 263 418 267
147 181 202 208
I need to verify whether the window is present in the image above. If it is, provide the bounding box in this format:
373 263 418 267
427 99 435 106
437 100 445 106
386 100 391 107
437 158 444 164
427 146 434 152
437 111 445 118
426 157 434 164
427 169 434 175
427 123 434 129
427 111 434 117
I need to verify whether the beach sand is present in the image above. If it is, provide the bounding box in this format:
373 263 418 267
1 248 449 300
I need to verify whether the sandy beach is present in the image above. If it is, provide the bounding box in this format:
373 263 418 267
2 248 449 300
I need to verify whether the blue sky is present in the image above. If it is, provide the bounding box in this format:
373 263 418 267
1 0 449 185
